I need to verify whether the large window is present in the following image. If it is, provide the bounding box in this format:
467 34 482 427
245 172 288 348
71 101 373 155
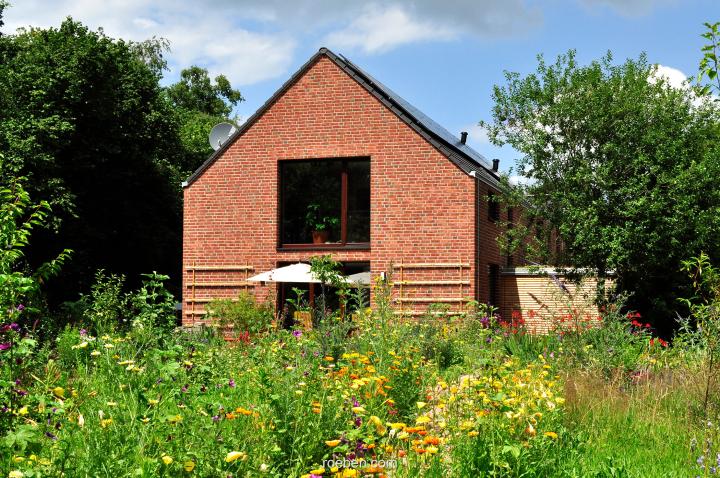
280 158 370 247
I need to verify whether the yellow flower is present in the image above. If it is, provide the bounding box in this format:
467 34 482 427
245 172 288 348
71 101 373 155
225 451 246 463
416 402 427 409
100 418 113 428
18 406 28 416
52 387 65 399
325 439 341 447
9 471 24 478
370 415 386 435
90 350 101 357
389 422 406 430
426 445 438 455
148 399 159 406
309 467 325 475
544 431 558 440
168 414 182 424
468 430 479 437
183 460 195 471
161 455 173 465
415 415 431 424
141 417 150 424
351 406 365 415
340 470 358 477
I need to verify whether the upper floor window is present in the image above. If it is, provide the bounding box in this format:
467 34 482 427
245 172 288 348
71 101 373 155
488 192 500 222
280 158 370 247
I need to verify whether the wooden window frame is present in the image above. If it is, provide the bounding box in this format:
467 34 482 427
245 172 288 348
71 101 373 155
278 158 370 251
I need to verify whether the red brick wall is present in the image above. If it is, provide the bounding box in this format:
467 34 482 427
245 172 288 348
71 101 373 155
182 55 484 325
475 182 525 314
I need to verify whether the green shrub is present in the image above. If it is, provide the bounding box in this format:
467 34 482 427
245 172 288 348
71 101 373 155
208 291 273 336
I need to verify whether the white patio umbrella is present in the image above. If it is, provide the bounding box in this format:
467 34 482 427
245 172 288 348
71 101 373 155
346 271 371 287
248 263 370 286
247 263 321 283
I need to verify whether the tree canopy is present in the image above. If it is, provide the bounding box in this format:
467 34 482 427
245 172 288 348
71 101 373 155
164 67 243 179
483 50 720 329
0 18 241 302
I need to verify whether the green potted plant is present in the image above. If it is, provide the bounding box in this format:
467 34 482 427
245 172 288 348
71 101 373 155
305 203 339 244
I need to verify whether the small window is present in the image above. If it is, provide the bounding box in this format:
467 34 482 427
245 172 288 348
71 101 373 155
488 192 500 222
280 158 370 247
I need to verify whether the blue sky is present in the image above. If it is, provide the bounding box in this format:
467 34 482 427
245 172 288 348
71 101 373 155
4 0 717 173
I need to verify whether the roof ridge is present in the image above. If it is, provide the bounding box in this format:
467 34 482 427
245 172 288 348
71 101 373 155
183 47 498 188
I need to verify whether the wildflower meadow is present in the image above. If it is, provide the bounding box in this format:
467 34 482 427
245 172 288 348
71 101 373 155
1 260 717 477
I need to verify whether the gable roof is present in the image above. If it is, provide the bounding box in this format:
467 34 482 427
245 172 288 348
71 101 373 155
183 47 500 188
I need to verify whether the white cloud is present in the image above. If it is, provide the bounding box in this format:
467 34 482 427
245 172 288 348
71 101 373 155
324 5 456 54
464 124 491 146
651 64 688 89
1 0 542 86
2 0 296 86
509 175 535 186
649 64 718 106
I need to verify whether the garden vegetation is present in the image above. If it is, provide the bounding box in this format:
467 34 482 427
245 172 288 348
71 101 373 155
1 4 720 477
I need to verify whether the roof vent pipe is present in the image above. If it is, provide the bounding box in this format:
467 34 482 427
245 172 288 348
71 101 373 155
492 159 500 171
460 131 468 144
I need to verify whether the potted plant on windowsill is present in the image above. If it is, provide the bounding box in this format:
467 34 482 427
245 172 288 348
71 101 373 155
305 204 339 244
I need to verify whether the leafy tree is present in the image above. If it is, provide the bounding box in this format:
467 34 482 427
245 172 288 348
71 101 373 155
165 66 243 176
0 19 182 300
699 21 720 96
482 50 720 329
0 0 7 32
0 169 71 324
166 66 242 117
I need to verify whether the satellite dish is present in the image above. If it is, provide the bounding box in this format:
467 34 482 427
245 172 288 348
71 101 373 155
209 122 237 151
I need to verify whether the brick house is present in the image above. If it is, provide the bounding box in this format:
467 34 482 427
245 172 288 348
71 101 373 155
182 47 526 326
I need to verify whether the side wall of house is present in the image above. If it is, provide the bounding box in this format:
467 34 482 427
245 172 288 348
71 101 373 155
182 56 477 325
476 181 524 312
